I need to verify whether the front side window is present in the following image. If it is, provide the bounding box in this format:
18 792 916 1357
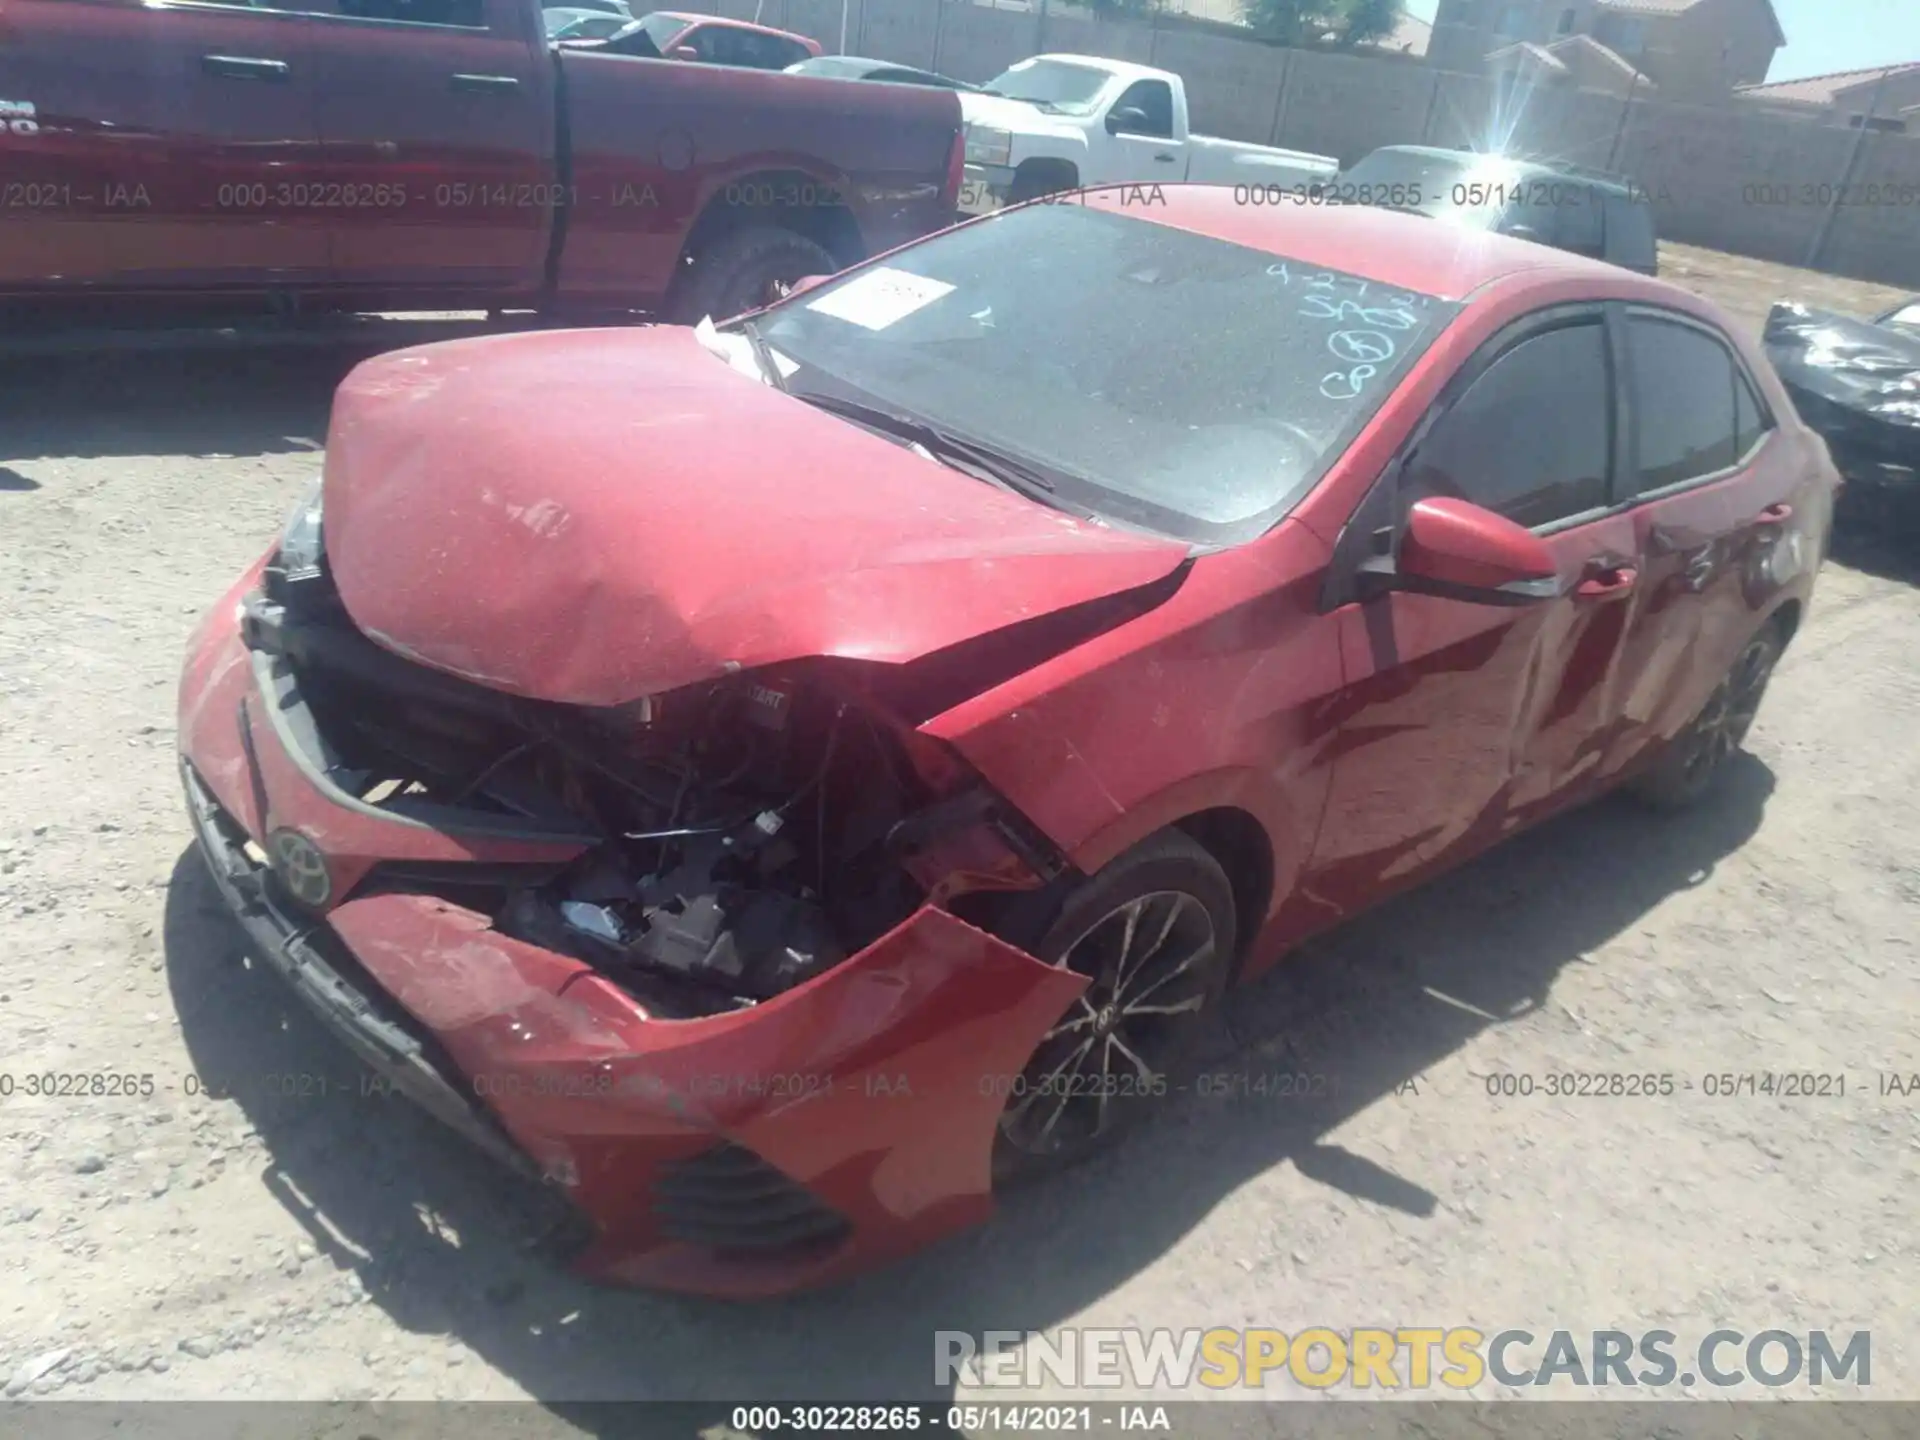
1405 320 1612 529
1111 81 1174 137
1627 315 1743 491
750 204 1458 546
634 12 694 50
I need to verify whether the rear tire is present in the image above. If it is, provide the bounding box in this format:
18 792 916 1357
990 830 1235 1186
1629 624 1784 812
665 225 838 326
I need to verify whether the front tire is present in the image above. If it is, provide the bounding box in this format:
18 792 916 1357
665 225 838 326
1006 162 1078 206
1630 624 1784 811
991 830 1235 1185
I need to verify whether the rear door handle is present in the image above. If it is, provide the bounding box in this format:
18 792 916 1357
202 54 291 82
451 73 521 94
1756 502 1793 525
1576 562 1638 600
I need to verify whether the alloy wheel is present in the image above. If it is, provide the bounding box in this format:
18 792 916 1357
998 890 1217 1160
1678 634 1778 787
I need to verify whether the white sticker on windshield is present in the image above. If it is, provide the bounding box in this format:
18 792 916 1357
805 266 954 331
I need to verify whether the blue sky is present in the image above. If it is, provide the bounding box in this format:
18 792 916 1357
1397 0 1920 82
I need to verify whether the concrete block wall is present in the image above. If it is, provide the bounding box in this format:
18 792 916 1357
663 0 1920 289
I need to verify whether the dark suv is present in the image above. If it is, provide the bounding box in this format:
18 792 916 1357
1338 145 1659 275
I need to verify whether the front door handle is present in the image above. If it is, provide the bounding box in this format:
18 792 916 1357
1756 501 1793 525
1576 562 1638 600
202 54 291 82
452 73 521 94
1153 153 1177 163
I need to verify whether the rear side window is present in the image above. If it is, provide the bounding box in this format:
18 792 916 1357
701 27 808 68
1735 369 1770 458
1406 319 1612 529
1604 197 1658 271
1627 315 1745 491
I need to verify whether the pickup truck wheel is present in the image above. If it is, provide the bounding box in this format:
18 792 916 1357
667 226 839 326
1007 165 1077 205
990 830 1234 1186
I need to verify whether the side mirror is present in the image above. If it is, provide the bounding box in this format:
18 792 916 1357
671 44 700 58
1106 106 1151 135
785 273 831 298
1365 497 1561 606
1504 221 1548 244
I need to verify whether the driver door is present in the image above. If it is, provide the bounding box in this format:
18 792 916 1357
1104 79 1184 186
1301 306 1639 911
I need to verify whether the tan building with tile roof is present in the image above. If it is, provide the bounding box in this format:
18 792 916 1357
1737 63 1920 130
1431 0 1782 101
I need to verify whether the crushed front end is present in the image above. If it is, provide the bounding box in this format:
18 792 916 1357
1764 299 1920 535
176 536 1088 1297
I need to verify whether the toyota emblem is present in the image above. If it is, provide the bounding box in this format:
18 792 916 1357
268 828 332 909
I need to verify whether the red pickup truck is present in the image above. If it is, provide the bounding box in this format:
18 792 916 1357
0 0 963 324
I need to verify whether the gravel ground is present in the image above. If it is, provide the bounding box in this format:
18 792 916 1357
1 245 1917 1417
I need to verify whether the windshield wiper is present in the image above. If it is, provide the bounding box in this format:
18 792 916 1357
732 318 789 393
792 390 1058 498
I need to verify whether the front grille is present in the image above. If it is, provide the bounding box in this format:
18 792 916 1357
652 1142 851 1256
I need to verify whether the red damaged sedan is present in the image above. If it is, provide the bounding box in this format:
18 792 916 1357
178 188 1834 1296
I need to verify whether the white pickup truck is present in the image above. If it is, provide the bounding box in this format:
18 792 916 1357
959 55 1338 211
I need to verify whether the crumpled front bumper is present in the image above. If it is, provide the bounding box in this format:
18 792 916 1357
176 562 1086 1297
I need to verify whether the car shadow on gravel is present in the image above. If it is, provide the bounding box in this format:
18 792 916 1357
163 756 1774 1417
0 349 364 463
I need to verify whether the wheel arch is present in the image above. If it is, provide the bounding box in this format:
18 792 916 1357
1767 596 1804 649
1009 156 1081 201
1173 807 1276 980
673 166 867 281
1060 768 1306 977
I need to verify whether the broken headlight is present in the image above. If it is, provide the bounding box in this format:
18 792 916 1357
277 480 326 582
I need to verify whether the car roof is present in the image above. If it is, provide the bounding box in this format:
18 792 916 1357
1059 184 1652 302
653 10 806 37
1365 145 1643 198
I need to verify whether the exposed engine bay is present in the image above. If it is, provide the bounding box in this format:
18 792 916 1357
248 560 1062 1017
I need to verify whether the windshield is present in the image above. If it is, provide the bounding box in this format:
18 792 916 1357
981 59 1112 114
633 11 692 48
547 9 625 36
1883 300 1920 332
1340 149 1534 229
748 205 1457 546
788 57 866 76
